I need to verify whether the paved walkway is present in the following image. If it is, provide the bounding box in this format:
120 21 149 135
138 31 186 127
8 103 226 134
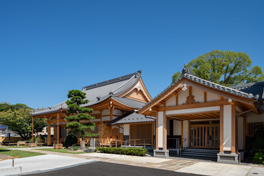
2 147 264 176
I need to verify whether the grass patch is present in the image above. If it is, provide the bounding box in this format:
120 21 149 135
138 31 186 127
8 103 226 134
0 147 45 158
37 148 85 154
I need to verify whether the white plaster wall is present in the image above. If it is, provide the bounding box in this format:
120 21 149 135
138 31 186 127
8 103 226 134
173 120 181 135
192 87 204 103
102 109 110 115
102 116 110 121
120 125 124 133
247 112 264 123
166 96 176 106
238 117 244 150
178 89 189 105
207 92 220 102
92 111 100 114
113 110 122 116
90 119 100 122
166 106 220 115
223 105 232 151
183 120 189 148
158 111 164 148
123 124 129 135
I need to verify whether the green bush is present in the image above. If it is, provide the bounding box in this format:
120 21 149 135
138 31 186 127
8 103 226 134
64 135 78 148
29 136 44 143
253 125 264 164
253 150 264 164
96 147 148 156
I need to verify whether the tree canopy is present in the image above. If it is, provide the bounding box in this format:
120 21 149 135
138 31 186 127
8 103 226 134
65 90 96 140
172 50 264 86
0 103 47 140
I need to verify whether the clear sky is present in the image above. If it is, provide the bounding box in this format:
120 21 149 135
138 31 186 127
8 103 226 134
0 0 263 109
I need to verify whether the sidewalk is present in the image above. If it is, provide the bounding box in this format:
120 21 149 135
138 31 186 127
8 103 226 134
2 147 264 176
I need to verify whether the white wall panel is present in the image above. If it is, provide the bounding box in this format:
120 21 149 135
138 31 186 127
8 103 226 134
173 120 181 135
158 111 164 148
166 96 176 106
223 105 232 151
124 124 129 135
192 87 204 103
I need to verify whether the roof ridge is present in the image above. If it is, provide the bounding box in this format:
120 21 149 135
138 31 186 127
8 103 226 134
82 71 141 91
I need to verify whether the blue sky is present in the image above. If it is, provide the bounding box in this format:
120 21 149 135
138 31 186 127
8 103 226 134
0 0 263 109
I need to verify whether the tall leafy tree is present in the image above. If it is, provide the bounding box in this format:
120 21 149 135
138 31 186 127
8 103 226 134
0 103 47 140
65 90 96 142
172 50 264 86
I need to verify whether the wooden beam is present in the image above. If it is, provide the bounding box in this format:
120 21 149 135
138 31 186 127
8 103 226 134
138 83 183 114
204 92 207 103
159 100 230 111
220 105 223 152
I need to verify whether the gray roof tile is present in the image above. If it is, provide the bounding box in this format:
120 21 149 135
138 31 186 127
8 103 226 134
108 112 155 125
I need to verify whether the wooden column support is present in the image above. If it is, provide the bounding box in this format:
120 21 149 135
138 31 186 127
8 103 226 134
56 112 60 144
155 112 159 149
231 104 236 153
181 121 183 148
47 122 51 145
220 105 224 152
163 111 167 150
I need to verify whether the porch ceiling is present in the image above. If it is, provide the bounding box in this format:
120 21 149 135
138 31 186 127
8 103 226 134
167 111 220 120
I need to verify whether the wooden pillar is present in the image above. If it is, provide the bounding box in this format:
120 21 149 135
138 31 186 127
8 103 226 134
231 104 236 153
47 122 51 145
220 105 224 152
204 92 207 103
32 116 34 142
110 107 113 121
163 111 167 150
151 122 154 147
57 112 60 144
181 121 183 148
243 116 246 150
188 86 192 104
155 112 159 149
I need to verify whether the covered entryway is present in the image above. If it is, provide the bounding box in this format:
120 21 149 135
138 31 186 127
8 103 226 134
190 120 220 149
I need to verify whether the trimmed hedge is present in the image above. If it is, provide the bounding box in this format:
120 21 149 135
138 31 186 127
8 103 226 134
96 147 148 156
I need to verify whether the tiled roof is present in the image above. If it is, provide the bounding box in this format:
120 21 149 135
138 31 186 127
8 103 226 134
141 66 257 110
231 82 264 100
108 112 155 125
31 71 142 116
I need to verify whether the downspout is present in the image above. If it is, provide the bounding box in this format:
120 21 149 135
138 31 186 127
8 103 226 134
236 100 260 163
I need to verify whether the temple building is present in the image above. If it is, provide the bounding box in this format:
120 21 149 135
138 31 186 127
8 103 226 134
138 66 264 164
31 71 155 147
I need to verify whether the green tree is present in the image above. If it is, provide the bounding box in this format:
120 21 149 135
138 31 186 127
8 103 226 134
172 50 264 86
0 103 47 140
65 90 96 143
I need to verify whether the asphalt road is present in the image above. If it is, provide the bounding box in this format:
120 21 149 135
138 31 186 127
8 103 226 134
23 161 203 176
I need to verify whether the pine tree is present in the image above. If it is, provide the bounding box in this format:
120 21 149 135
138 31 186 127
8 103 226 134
65 90 96 144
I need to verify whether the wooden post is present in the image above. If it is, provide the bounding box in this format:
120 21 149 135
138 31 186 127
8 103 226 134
163 111 167 150
243 116 246 150
57 113 60 144
231 104 236 153
47 122 51 145
32 116 34 142
220 105 224 152
181 121 183 148
155 112 159 149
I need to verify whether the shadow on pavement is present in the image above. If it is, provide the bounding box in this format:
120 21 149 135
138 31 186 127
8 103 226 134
23 161 204 176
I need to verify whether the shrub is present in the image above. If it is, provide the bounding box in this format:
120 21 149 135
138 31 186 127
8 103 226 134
96 147 148 156
64 135 78 148
253 150 264 164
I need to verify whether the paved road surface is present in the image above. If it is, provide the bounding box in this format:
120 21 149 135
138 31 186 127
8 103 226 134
23 161 202 176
